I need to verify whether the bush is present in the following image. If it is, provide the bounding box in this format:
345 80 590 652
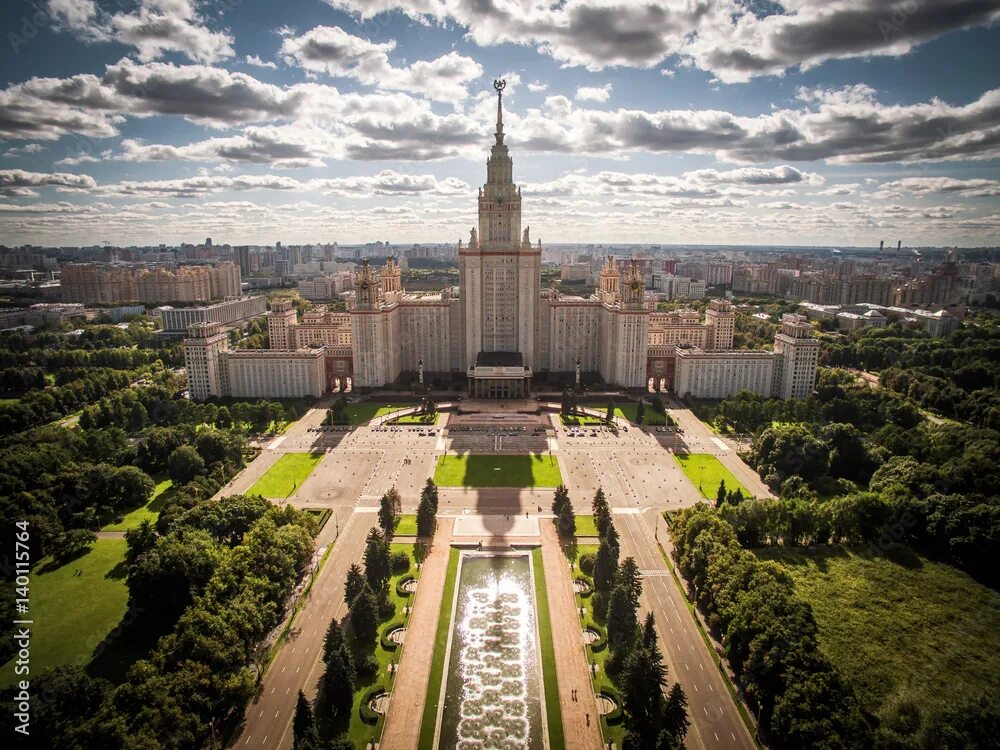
390 550 410 574
579 553 595 575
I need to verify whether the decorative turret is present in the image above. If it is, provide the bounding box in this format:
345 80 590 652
381 256 402 294
599 255 620 302
354 259 381 308
621 260 645 307
522 226 530 248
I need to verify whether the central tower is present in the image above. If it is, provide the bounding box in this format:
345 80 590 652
460 79 541 371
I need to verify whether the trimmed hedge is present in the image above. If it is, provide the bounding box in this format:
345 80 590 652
359 688 385 725
599 687 623 725
380 621 404 652
395 575 416 599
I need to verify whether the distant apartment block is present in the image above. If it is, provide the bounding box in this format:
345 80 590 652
296 271 354 300
61 262 241 304
183 321 325 400
156 296 267 333
673 314 819 400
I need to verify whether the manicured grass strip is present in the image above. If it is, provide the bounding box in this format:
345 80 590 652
418 547 460 750
394 514 418 536
0 540 128 688
247 452 323 497
103 477 173 531
343 402 417 425
532 547 565 750
673 453 749 500
393 412 439 425
560 413 606 426
574 515 599 537
433 453 562 488
756 544 1000 725
583 402 666 425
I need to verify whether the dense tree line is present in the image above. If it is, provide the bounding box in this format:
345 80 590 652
80 385 292 434
671 505 871 749
0 421 247 572
1 501 316 748
714 371 1000 586
823 318 1000 428
0 345 177 372
0 367 155 435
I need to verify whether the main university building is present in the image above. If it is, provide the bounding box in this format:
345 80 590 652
185 83 818 402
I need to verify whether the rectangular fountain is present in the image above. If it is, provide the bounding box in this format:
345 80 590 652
434 552 548 749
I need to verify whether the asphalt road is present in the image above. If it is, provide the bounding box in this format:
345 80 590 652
614 510 757 750
235 512 372 750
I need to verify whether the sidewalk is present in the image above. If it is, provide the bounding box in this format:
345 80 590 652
379 519 454 750
540 521 605 750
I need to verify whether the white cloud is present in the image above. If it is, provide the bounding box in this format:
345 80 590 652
0 169 97 197
324 0 1000 81
878 177 1000 198
279 25 483 102
527 81 548 93
575 84 612 103
245 55 277 70
47 0 234 64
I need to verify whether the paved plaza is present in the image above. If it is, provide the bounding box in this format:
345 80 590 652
230 396 765 749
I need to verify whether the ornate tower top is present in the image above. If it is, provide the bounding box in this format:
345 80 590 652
621 260 645 306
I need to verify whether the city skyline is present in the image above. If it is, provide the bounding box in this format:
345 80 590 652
1 0 1000 247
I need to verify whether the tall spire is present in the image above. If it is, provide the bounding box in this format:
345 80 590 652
493 78 506 144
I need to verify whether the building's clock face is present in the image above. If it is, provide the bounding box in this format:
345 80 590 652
360 281 370 291
631 279 642 292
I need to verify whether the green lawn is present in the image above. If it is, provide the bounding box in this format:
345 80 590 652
532 547 565 750
433 454 562 488
574 515 599 537
247 452 324 497
673 453 748 499
756 544 1000 727
392 412 439 425
418 547 460 750
583 402 666 425
342 402 418 425
0 539 129 688
394 514 418 536
561 413 606 426
103 477 173 531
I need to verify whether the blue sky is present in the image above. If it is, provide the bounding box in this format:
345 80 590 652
1 0 999 247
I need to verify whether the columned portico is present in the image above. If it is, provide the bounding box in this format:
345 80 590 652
467 351 531 398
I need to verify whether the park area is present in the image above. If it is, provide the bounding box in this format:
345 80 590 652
248 452 324 497
756 544 1000 730
433 453 562 487
0 539 129 687
673 453 748 499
